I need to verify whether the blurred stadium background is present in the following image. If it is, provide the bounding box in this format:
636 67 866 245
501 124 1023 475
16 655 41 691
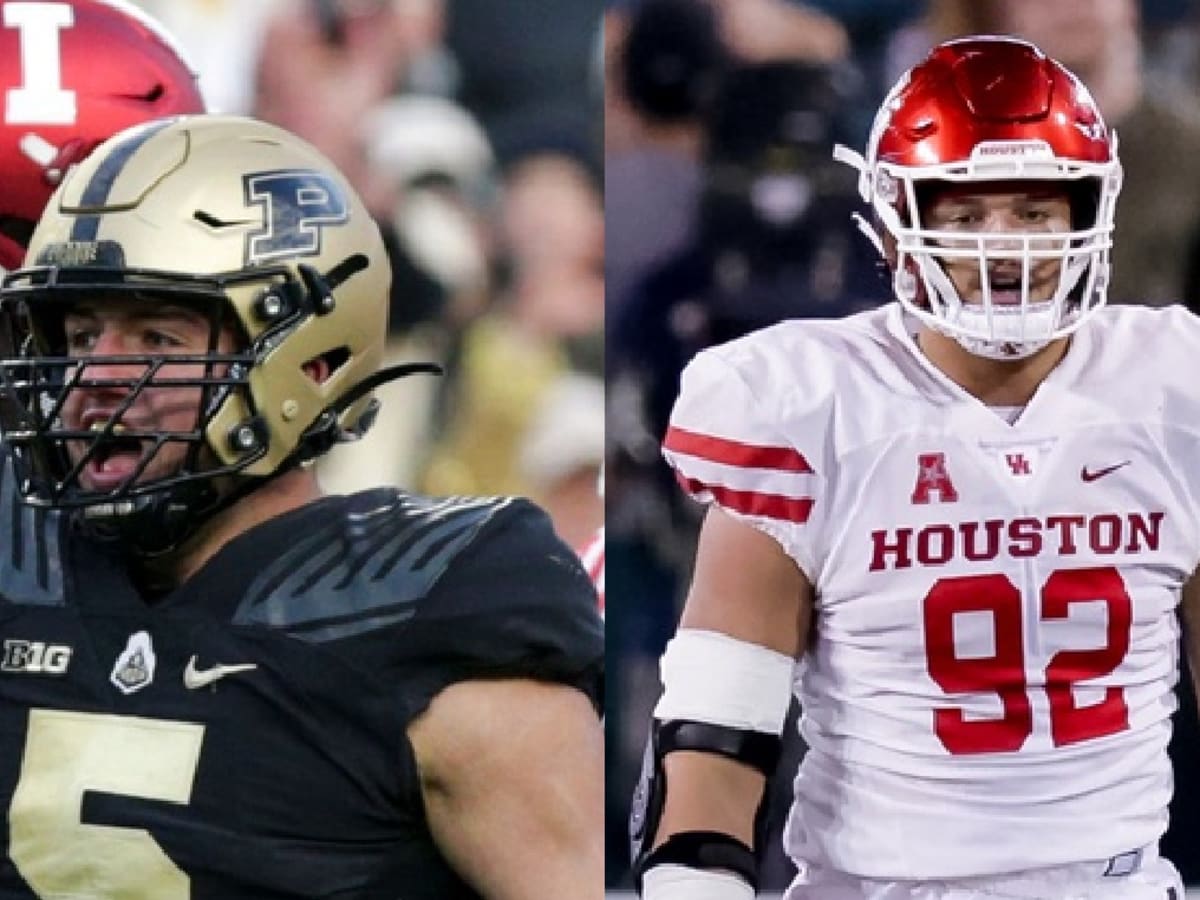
605 0 1200 893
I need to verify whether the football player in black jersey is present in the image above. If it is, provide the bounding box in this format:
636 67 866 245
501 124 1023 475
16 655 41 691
0 114 604 899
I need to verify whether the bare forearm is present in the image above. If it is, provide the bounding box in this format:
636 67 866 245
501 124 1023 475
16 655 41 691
656 751 767 849
412 680 603 899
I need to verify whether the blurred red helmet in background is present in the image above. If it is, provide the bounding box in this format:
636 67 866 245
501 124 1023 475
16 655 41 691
0 0 205 269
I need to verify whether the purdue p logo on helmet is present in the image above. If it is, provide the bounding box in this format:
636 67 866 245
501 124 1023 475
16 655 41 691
0 115 412 552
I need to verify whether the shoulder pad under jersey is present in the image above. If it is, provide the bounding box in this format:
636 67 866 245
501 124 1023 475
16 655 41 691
233 490 604 714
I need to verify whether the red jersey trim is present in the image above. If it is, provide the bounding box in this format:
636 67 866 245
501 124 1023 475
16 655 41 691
675 472 814 523
664 425 814 473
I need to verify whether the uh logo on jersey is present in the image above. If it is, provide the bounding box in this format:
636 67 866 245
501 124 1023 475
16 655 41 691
242 169 350 265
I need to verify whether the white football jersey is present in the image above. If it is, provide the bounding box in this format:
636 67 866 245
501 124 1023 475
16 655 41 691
663 302 1200 879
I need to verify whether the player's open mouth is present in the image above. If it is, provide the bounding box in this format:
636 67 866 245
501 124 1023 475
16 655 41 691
80 423 149 490
987 273 1023 306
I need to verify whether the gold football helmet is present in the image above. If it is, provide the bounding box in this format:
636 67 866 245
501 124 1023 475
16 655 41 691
0 114 435 552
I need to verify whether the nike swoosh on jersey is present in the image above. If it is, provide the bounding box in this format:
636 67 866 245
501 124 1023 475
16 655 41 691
183 654 258 690
1080 461 1131 482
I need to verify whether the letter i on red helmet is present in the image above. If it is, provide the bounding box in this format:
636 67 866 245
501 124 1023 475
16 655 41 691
834 36 1123 359
0 0 205 271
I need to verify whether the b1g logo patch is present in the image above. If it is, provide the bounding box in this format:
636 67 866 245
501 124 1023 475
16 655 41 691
243 168 349 264
1 639 72 675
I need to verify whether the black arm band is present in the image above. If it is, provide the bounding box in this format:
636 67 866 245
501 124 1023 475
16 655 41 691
634 830 758 893
657 719 781 776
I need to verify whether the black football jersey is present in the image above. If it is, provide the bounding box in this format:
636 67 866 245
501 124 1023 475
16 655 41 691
0 474 604 899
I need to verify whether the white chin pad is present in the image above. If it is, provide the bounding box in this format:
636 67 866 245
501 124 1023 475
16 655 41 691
945 302 1057 359
653 629 795 735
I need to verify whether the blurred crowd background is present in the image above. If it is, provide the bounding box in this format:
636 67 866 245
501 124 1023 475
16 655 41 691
604 0 1200 891
127 0 606 555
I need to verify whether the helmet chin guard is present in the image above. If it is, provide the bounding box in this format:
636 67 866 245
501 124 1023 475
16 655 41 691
834 37 1122 359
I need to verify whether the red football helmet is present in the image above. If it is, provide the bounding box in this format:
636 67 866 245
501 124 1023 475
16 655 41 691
0 0 204 270
835 36 1123 358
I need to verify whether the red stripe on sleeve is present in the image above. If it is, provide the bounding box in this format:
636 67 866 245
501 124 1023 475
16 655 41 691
664 425 813 473
675 473 814 524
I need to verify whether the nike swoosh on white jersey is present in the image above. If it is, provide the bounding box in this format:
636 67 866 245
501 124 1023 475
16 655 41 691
183 654 258 690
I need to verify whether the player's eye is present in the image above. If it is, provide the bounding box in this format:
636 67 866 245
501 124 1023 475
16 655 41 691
937 209 980 228
65 327 98 353
143 328 185 350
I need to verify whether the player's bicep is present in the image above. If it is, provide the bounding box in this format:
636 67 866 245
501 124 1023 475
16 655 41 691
681 505 813 658
407 678 603 900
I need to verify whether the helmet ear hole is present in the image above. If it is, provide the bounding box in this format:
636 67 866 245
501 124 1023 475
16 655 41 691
302 348 348 385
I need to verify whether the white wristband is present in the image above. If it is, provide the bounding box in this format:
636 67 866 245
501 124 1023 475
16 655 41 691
653 628 795 735
642 864 755 900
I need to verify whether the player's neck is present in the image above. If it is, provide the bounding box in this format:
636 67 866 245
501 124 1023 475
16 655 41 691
916 327 1071 407
134 467 326 594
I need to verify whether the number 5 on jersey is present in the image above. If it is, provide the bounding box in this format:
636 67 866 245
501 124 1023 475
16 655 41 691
923 566 1131 754
10 709 204 898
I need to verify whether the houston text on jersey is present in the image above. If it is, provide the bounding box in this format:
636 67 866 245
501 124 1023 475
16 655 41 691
869 510 1165 571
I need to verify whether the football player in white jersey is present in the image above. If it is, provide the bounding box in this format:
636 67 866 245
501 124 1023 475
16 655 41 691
629 35 1200 900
